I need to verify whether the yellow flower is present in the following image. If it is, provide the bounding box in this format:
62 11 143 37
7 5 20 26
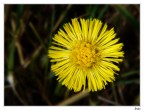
48 18 124 92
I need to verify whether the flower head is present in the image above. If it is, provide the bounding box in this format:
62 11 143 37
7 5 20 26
48 18 124 92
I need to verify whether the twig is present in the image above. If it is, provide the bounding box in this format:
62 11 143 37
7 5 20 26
118 86 126 104
36 77 52 105
107 11 119 24
15 40 42 68
98 96 119 105
29 22 47 51
15 41 25 66
4 5 11 24
111 83 118 103
23 45 42 68
41 90 52 105
5 85 12 89
57 89 89 105
51 5 72 33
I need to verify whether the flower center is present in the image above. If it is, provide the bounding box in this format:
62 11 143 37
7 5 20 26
71 41 97 68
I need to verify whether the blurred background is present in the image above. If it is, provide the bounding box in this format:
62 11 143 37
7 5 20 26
4 4 140 105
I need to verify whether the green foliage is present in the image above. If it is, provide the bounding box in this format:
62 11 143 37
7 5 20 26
115 5 139 31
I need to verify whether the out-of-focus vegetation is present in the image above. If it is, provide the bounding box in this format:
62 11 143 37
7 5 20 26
4 4 140 105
